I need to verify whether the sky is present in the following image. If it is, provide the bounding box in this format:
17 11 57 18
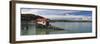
21 8 92 20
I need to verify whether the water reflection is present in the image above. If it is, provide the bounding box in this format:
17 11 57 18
21 22 92 35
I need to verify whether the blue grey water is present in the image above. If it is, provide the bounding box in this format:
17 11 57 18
21 22 92 35
49 22 92 34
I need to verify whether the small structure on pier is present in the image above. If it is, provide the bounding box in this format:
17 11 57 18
21 14 49 26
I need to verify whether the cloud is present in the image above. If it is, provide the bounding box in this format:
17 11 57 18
21 8 92 20
21 8 81 15
39 14 92 20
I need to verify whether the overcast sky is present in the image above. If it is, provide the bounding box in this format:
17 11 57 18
21 8 92 20
21 8 92 16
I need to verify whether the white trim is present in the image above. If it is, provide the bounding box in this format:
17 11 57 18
16 3 96 41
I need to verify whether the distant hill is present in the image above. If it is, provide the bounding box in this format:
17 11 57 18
49 20 92 22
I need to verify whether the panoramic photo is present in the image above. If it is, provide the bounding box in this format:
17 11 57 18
20 8 92 35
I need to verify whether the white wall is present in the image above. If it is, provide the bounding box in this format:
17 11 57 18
0 0 99 44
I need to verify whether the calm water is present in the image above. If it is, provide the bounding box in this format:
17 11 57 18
21 22 92 35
